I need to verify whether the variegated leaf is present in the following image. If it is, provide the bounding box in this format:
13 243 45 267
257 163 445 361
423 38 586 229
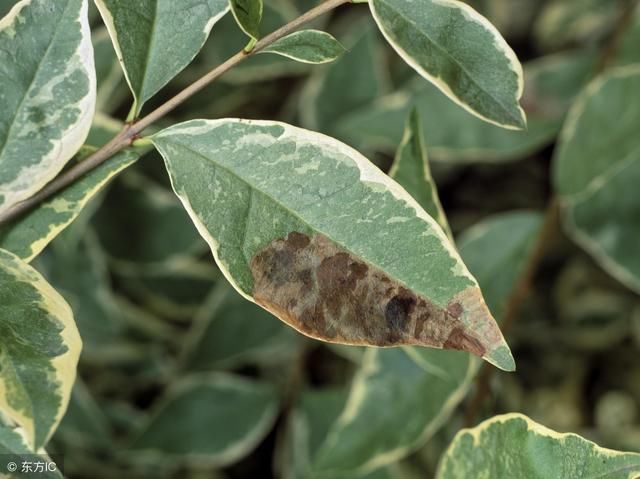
0 248 82 449
554 65 640 293
151 119 514 371
259 30 346 64
94 0 229 117
437 414 640 479
369 0 525 129
0 0 96 214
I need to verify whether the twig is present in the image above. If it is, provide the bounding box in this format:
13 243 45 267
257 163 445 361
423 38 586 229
0 0 351 226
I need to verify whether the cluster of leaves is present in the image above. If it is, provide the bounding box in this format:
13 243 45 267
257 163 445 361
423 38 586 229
0 0 639 478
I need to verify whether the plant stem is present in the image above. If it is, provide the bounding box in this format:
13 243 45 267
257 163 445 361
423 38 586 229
0 0 350 226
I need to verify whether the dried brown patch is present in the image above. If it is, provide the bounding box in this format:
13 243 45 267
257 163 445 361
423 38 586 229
250 232 486 356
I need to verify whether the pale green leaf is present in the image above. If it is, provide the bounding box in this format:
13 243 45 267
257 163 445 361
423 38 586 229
0 248 82 449
369 0 525 129
152 119 514 370
131 373 279 465
230 0 263 45
311 210 543 477
94 0 229 116
0 0 96 214
336 51 595 163
0 149 139 262
554 65 640 293
0 423 63 479
436 413 640 479
390 109 451 240
259 30 345 64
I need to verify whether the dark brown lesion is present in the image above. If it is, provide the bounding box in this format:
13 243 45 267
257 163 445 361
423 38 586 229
250 231 485 356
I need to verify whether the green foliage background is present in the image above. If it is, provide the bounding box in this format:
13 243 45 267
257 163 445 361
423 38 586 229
1 0 639 478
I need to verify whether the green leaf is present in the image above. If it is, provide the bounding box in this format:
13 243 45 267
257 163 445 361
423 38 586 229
390 109 451 240
259 30 345 64
92 26 127 114
0 248 82 449
313 348 476 476
554 65 640 293
312 210 543 476
615 5 640 67
300 23 387 134
182 282 296 370
131 373 278 465
0 149 139 262
230 0 263 47
152 120 514 368
457 211 543 318
369 0 525 129
94 0 229 117
336 51 595 162
0 423 63 479
0 0 96 214
436 413 640 479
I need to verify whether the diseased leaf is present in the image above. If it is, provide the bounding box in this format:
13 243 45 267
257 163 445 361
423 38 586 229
260 30 345 64
336 51 595 162
390 109 451 240
0 423 63 479
311 210 543 477
230 0 263 46
131 373 278 465
0 0 96 214
94 0 229 116
0 248 82 449
554 65 640 293
152 119 514 369
0 148 139 262
436 413 640 479
369 0 525 129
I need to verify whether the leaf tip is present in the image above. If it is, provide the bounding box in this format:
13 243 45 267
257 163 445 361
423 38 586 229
483 344 516 372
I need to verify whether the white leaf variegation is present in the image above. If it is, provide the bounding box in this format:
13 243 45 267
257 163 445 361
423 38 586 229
0 0 96 214
0 248 82 450
369 0 525 129
151 119 515 371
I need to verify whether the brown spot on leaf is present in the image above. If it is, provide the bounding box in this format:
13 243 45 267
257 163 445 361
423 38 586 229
250 232 491 356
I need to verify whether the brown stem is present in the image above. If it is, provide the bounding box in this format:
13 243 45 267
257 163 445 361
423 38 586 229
0 0 350 226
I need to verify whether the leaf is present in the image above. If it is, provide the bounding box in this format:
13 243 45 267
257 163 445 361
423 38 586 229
336 51 595 163
131 373 278 465
0 148 139 262
230 0 263 46
554 65 640 293
0 0 96 214
369 0 525 129
94 0 229 116
92 171 206 267
151 120 514 368
615 5 640 67
436 413 640 479
457 211 543 318
300 23 387 133
311 210 543 476
313 348 476 476
0 423 63 479
0 248 82 449
390 109 451 240
182 282 297 370
92 26 127 114
259 30 345 64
